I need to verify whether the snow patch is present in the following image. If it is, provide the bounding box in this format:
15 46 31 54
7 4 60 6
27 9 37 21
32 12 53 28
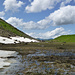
0 50 16 68
10 36 38 43
0 36 39 44
0 50 16 57
0 50 23 74
0 36 19 44
0 58 10 68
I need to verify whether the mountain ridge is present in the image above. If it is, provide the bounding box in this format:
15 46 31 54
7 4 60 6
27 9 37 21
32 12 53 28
0 18 33 39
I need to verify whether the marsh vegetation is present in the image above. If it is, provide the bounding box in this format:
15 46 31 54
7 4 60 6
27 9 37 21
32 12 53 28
0 42 75 75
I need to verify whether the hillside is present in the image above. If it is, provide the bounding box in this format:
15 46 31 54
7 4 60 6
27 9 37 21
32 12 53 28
52 35 75 42
0 18 33 39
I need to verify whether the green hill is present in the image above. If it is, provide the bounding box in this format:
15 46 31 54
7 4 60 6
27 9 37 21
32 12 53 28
0 18 33 39
52 35 75 42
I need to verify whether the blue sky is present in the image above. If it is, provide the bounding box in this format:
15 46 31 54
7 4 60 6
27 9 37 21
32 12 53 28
0 0 75 39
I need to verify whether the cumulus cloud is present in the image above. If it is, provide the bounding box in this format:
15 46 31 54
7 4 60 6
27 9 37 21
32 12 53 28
38 5 75 26
28 27 70 39
25 0 73 13
3 0 24 12
0 11 5 19
25 0 61 13
6 6 75 30
6 17 48 30
6 17 71 39
50 5 75 26
6 17 23 27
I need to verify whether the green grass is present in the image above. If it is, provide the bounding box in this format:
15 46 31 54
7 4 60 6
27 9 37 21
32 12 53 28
0 18 33 39
51 35 75 42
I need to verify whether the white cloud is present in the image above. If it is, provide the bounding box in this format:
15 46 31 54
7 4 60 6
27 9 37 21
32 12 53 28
3 0 24 12
5 17 71 39
50 5 75 26
25 0 61 13
6 6 75 30
25 0 73 13
28 27 70 39
6 17 48 30
6 17 23 27
38 5 75 26
0 11 5 19
61 0 72 7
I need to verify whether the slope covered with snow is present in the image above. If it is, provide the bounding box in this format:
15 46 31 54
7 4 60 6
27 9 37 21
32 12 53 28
0 36 39 44
10 36 38 43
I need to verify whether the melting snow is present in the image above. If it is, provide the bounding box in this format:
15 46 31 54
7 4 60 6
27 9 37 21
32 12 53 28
10 36 38 43
0 50 16 68
0 50 16 57
0 36 17 44
0 50 23 75
0 36 39 44
0 58 10 68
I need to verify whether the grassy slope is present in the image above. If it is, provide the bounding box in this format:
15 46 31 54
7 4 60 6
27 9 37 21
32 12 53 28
0 18 33 39
52 35 75 42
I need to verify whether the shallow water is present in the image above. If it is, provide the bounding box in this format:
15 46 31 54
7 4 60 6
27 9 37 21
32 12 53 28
27 49 75 57
0 50 23 75
22 50 75 74
0 49 75 75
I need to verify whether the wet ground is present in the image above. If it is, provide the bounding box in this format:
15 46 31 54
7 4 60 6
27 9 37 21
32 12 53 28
0 49 75 75
0 42 75 75
18 49 75 75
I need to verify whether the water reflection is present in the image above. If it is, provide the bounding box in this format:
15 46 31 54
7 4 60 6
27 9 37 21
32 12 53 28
22 50 75 74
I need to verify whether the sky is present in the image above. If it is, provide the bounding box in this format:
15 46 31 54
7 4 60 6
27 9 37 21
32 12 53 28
0 0 75 39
